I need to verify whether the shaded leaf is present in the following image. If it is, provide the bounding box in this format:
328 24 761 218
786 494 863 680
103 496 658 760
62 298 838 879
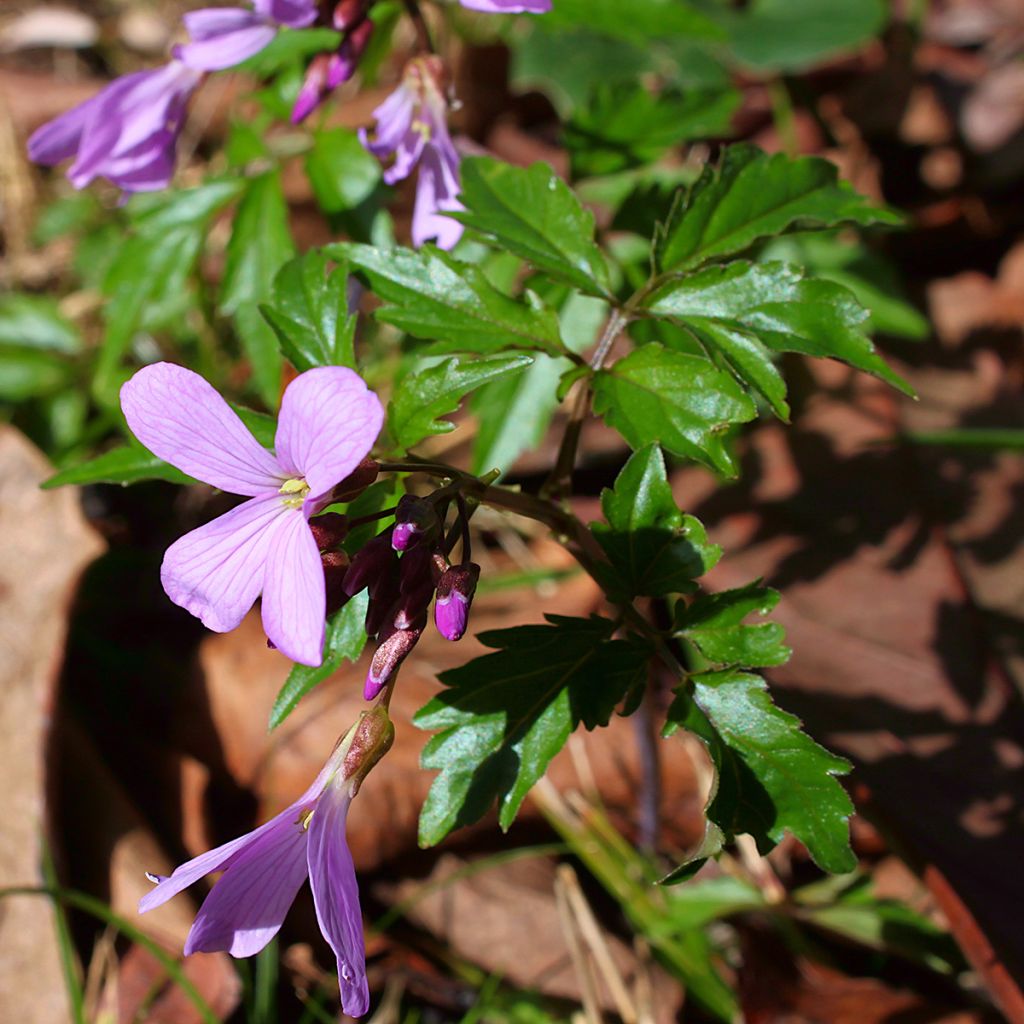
305 128 381 214
591 444 720 596
415 616 648 844
42 445 194 489
0 348 72 402
540 0 724 43
592 342 756 475
389 353 533 450
0 294 81 354
453 158 612 298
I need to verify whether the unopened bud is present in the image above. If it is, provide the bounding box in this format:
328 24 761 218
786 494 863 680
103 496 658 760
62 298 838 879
310 512 349 551
392 494 440 551
291 53 331 124
394 544 439 630
328 18 374 88
333 0 366 30
434 562 480 641
364 620 423 700
323 550 350 617
343 530 395 597
332 456 379 503
340 705 395 793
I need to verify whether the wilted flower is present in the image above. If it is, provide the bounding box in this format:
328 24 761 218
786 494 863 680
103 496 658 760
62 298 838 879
28 60 203 193
120 363 384 665
359 55 463 249
459 0 551 11
140 707 394 1019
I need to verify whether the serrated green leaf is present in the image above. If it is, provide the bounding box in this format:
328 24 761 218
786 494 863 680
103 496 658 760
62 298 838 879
593 343 756 475
567 83 738 179
0 295 81 354
268 591 369 729
668 670 856 874
333 242 565 356
675 583 790 668
389 353 533 451
724 0 887 73
641 261 913 412
221 171 295 406
540 0 724 43
415 616 647 844
657 145 900 273
261 251 356 371
305 128 382 214
591 444 720 597
453 158 612 298
42 445 194 489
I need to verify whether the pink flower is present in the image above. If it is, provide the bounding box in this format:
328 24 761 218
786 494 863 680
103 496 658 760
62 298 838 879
140 708 395 1018
120 363 384 665
459 0 551 11
360 56 464 250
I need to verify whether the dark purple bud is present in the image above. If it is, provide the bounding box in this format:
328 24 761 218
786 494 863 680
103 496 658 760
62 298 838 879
323 550 350 617
434 562 480 642
309 512 349 551
332 456 379 503
343 529 395 597
291 53 331 124
394 545 438 630
364 619 424 700
392 494 440 552
364 549 402 638
328 18 374 87
333 0 366 31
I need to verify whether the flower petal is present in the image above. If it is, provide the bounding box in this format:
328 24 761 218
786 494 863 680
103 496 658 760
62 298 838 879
176 9 277 71
253 0 318 28
412 138 464 250
459 0 551 11
307 784 369 1017
122 362 283 494
261 507 326 666
274 367 384 506
27 89 105 165
161 494 283 633
185 814 309 958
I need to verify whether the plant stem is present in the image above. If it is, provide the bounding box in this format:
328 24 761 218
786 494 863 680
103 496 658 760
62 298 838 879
402 0 435 52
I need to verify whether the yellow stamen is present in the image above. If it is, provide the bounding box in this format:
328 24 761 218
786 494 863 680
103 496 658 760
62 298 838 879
279 476 310 509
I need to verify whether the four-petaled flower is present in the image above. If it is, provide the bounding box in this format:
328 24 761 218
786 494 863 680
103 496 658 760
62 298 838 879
360 56 464 250
120 363 384 666
28 60 203 194
140 708 393 1018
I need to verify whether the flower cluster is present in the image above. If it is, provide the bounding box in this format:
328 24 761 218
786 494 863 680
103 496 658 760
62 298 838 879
27 0 549 234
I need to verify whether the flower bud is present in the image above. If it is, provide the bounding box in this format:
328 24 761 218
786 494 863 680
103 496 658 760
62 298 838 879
343 530 395 597
323 550 350 617
434 562 480 641
328 18 374 88
332 456 379 503
392 494 440 551
364 619 424 700
394 544 439 630
309 512 349 551
333 0 366 31
341 705 395 793
292 53 331 124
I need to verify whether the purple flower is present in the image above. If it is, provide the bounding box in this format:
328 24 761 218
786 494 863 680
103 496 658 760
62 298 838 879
140 708 395 1019
175 1 317 71
28 60 202 193
459 0 551 11
120 363 384 666
360 57 464 250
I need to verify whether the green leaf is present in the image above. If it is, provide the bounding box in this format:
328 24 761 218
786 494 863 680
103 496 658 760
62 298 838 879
221 171 296 407
453 158 612 298
305 128 382 214
0 347 71 402
591 444 720 596
238 27 342 75
567 83 738 179
657 144 900 273
907 428 1024 452
42 445 194 489
261 251 356 371
641 261 913 412
230 402 277 448
667 670 856 874
0 294 81 354
540 0 724 43
334 242 565 357
415 616 647 844
592 343 756 475
724 0 887 73
388 353 533 451
268 591 369 730
675 583 790 668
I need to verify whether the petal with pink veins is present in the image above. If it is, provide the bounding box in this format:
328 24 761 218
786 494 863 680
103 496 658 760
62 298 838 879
307 783 368 1018
261 506 327 666
161 494 284 633
274 366 384 507
121 362 283 495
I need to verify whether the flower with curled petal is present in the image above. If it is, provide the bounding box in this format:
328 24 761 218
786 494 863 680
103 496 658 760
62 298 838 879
120 363 384 666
